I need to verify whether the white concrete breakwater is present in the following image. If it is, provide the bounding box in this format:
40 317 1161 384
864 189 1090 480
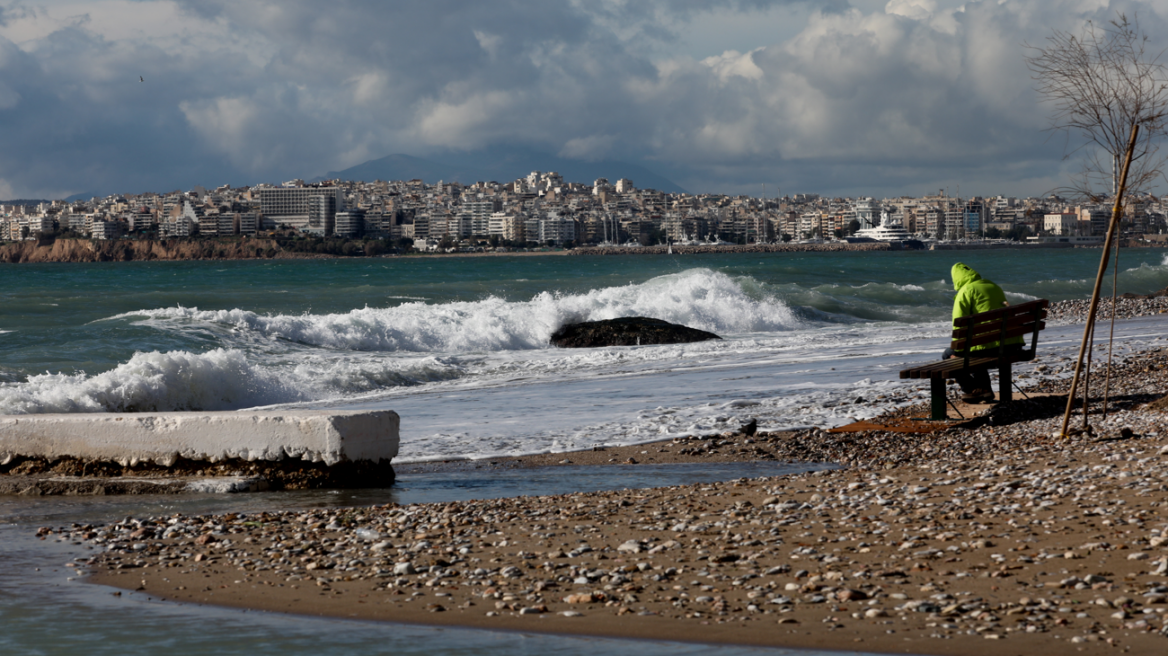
0 410 399 468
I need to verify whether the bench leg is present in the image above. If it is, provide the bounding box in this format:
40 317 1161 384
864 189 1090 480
930 377 947 420
999 362 1012 404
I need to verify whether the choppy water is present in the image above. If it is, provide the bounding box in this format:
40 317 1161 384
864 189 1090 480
2 249 1167 462
3 247 1167 655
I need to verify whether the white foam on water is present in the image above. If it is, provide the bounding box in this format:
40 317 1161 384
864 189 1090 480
1005 291 1039 302
0 348 466 414
110 269 802 353
184 477 266 493
381 317 1164 463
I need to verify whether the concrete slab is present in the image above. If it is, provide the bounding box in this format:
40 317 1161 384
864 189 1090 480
0 410 399 467
0 475 268 496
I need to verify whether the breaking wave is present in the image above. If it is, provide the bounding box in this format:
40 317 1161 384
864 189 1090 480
0 348 466 414
112 269 802 353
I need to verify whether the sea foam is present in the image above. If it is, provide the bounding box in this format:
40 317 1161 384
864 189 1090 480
113 269 801 353
0 348 465 414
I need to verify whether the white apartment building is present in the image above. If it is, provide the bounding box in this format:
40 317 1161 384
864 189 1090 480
799 211 825 237
162 216 194 238
1044 212 1079 235
26 216 54 236
487 212 509 237
488 212 524 242
853 198 879 230
91 219 125 240
537 216 576 245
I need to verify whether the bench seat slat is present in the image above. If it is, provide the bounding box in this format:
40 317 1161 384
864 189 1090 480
899 352 1034 379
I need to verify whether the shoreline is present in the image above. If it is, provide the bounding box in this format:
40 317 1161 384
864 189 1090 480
3 294 1165 498
7 238 1162 264
50 345 1168 654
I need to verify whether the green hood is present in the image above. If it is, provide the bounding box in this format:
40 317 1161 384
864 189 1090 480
951 262 981 291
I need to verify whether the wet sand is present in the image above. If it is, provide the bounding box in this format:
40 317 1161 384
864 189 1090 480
48 345 1168 654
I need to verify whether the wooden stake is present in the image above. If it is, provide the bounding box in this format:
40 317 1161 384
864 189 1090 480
1059 123 1139 438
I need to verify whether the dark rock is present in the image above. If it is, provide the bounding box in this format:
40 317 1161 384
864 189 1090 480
549 316 721 348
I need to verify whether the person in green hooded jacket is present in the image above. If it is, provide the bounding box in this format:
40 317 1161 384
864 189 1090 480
943 262 1023 403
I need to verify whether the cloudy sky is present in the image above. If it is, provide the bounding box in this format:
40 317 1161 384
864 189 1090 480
0 0 1165 199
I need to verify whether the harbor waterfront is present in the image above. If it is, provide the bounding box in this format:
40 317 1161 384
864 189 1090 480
2 247 1168 654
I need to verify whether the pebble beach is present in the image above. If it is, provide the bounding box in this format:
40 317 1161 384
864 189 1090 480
31 299 1168 655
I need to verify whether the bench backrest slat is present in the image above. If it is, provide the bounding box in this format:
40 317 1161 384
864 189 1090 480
951 299 1048 327
951 321 1046 351
950 312 1046 339
949 298 1049 354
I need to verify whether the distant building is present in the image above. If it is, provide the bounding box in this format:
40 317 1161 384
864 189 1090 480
236 212 259 235
161 215 194 238
362 210 393 238
259 187 344 232
91 218 125 240
1044 212 1079 235
129 211 155 232
334 208 365 238
853 198 879 230
306 194 338 236
963 200 986 236
1077 206 1110 235
538 215 576 245
214 212 235 236
28 215 54 236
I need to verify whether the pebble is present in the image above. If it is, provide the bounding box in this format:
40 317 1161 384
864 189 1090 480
35 337 1168 651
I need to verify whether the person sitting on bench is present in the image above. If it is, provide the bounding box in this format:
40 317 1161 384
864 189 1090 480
944 262 1024 404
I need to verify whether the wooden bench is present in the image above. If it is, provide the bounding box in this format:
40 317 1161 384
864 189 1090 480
900 299 1049 420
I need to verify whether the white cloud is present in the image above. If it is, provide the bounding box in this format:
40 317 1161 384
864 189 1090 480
0 0 1163 198
559 134 617 159
702 49 765 81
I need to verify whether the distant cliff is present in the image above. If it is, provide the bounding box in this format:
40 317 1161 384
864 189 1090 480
0 238 289 263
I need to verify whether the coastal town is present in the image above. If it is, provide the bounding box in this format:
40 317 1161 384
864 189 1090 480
3 173 1168 254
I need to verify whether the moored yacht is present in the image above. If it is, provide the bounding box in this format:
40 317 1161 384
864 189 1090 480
851 211 913 242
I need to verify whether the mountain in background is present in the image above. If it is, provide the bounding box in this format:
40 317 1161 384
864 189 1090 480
63 191 104 202
312 146 687 193
0 198 53 205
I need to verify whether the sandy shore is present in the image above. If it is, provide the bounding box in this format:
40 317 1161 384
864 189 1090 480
39 342 1165 654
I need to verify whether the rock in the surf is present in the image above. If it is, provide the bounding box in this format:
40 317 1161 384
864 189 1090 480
549 317 721 348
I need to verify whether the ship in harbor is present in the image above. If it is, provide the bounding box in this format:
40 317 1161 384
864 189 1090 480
844 211 924 249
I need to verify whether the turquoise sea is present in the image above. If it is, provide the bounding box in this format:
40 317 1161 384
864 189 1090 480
2 248 1167 460
2 247 1168 655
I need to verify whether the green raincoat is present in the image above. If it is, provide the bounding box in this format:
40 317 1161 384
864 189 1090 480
951 263 1023 353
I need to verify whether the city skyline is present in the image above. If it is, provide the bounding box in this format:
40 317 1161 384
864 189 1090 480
1 1 1167 200
7 171 1164 248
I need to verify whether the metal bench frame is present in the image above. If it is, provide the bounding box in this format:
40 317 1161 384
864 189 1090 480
899 299 1049 420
